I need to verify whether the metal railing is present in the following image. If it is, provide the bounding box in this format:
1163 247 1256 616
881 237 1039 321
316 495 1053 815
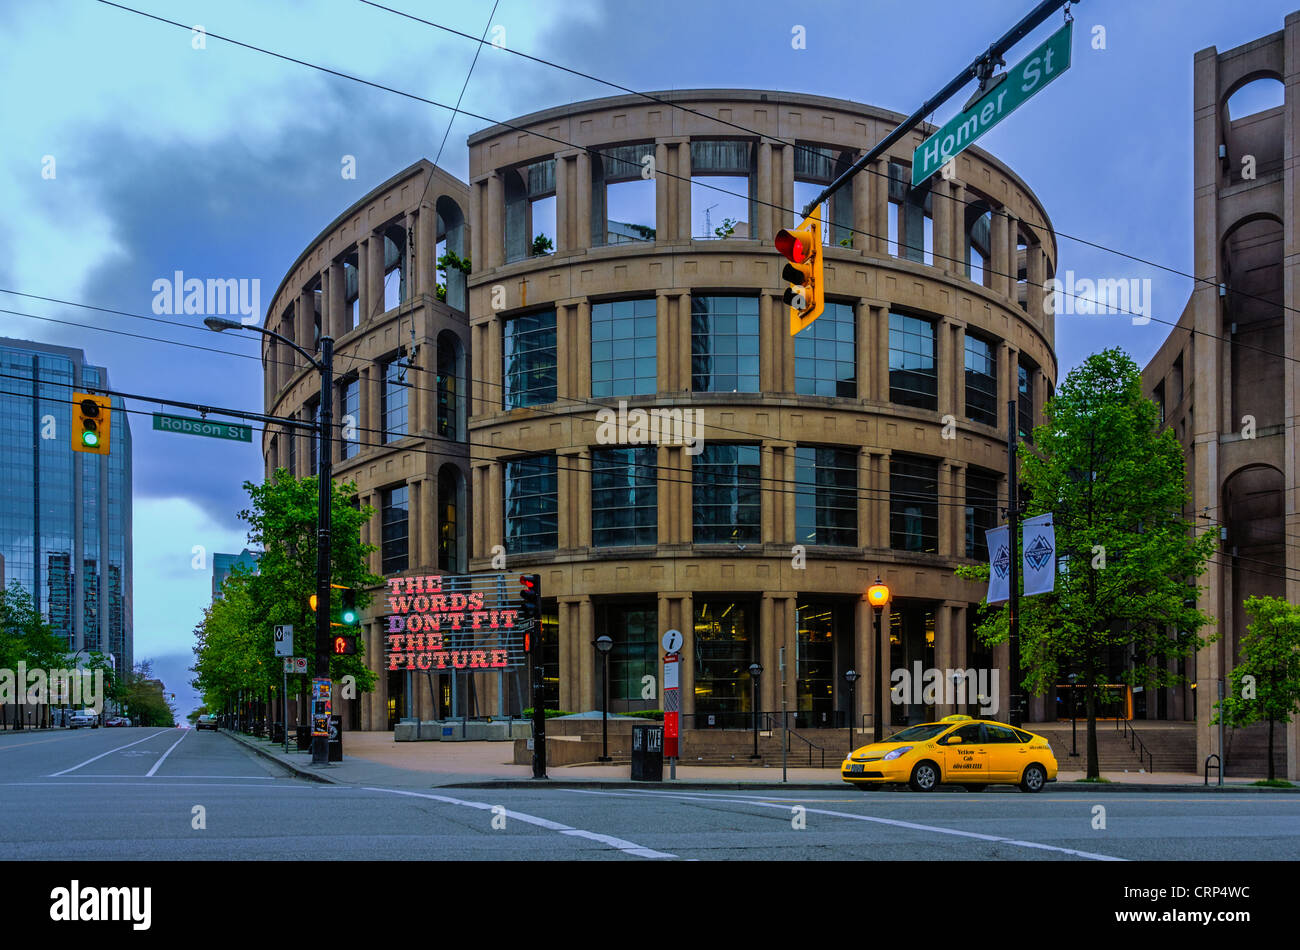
1117 716 1154 772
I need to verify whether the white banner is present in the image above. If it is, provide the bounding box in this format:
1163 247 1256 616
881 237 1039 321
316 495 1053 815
986 524 1010 604
1022 513 1057 597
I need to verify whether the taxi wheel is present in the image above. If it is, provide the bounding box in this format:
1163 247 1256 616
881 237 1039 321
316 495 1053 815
909 761 940 792
1020 763 1047 793
963 784 987 792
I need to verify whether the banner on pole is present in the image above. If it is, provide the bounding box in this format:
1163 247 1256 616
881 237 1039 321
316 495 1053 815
986 524 1010 604
1022 513 1056 597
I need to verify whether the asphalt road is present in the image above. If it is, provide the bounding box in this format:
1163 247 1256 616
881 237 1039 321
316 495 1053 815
2 728 1298 860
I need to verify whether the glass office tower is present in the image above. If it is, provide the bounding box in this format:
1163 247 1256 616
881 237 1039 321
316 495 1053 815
0 338 132 670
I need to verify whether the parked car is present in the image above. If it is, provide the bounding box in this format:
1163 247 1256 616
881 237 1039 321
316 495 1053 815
68 711 99 729
104 716 130 727
196 714 219 731
841 714 1058 792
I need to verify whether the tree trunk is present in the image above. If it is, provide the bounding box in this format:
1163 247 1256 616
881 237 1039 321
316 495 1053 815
1267 717 1275 782
1085 687 1099 779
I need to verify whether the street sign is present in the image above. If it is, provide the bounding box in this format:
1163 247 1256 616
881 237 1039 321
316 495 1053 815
273 624 293 657
663 653 679 690
912 20 1073 186
294 657 307 674
283 657 294 674
663 653 680 759
152 412 253 443
661 629 683 653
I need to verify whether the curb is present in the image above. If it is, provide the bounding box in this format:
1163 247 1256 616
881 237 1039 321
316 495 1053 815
222 729 341 785
440 779 1300 793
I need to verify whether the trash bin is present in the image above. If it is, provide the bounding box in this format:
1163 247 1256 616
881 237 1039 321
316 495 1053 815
295 725 310 751
328 715 343 762
270 723 285 744
630 723 664 781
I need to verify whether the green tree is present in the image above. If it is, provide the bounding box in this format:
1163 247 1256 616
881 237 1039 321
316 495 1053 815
435 250 471 303
713 217 738 239
191 469 380 720
531 233 554 256
959 349 1218 778
119 660 176 727
1213 595 1300 782
0 582 74 728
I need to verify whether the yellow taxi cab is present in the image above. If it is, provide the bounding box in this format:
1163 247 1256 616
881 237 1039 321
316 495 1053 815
841 715 1058 792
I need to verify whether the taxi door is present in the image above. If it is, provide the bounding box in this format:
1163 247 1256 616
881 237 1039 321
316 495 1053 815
939 722 988 780
982 723 1028 779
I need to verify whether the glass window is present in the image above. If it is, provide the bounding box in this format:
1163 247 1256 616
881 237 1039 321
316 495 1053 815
383 357 410 442
691 296 760 393
888 312 937 410
437 341 459 441
381 485 409 575
438 468 460 573
693 599 754 726
539 605 559 711
504 310 557 408
983 723 1021 743
1018 361 1035 442
795 600 841 729
693 444 761 544
505 455 558 554
794 447 857 546
964 334 998 427
599 604 658 707
591 299 657 398
890 455 938 553
965 468 1000 560
794 301 856 398
343 258 360 330
340 378 360 459
591 447 657 547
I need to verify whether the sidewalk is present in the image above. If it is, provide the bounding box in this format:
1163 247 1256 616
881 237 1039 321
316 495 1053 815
224 730 1299 792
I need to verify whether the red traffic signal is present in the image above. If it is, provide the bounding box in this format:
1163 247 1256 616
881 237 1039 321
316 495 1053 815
519 573 542 620
332 635 357 655
776 208 825 335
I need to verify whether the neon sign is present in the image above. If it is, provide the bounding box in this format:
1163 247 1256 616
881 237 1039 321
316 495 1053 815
383 574 525 672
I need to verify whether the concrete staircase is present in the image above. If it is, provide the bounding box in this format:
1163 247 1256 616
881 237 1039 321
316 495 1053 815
1028 721 1198 773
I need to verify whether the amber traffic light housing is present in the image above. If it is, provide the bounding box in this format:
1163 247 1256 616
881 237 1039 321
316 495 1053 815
72 392 112 455
776 207 825 336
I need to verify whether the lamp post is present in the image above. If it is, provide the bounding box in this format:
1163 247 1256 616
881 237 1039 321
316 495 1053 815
866 578 891 742
594 635 613 762
1068 672 1079 756
206 316 334 765
844 669 859 754
748 662 763 759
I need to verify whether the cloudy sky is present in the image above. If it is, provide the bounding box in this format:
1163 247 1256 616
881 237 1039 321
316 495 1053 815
0 0 1293 716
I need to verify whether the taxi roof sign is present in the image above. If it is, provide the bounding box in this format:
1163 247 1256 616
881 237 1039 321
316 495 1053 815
940 714 974 722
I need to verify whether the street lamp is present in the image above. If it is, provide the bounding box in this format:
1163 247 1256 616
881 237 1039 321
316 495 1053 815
748 662 763 759
594 635 613 762
952 670 964 718
844 669 859 754
866 578 891 742
1068 672 1079 756
206 315 335 765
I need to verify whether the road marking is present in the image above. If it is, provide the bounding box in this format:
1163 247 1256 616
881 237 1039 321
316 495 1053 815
0 736 69 752
363 786 677 859
566 788 1125 861
7 781 321 789
145 728 189 776
65 774 276 780
47 730 170 776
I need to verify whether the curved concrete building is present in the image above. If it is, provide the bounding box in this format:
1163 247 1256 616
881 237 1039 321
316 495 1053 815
464 90 1059 734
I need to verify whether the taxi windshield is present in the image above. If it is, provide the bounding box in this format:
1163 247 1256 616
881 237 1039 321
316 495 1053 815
882 724 950 743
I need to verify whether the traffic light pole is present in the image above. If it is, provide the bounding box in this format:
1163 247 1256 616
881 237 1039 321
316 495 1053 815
1008 399 1022 728
311 336 334 766
798 0 1076 218
530 617 546 779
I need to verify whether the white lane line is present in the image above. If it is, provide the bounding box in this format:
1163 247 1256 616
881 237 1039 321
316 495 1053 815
363 786 676 859
7 781 320 789
62 774 275 780
565 788 1125 861
47 730 170 776
144 728 189 776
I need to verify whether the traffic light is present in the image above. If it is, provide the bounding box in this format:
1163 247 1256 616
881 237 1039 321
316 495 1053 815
340 588 359 627
72 392 112 455
332 635 357 655
776 207 824 336
519 574 541 620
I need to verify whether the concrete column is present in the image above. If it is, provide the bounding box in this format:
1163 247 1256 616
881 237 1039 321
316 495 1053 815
676 445 692 544
469 177 485 273
576 449 591 549
554 152 573 252
756 141 773 241
990 207 1010 297
676 140 692 242
952 321 967 422
932 179 954 276
760 594 780 713
872 159 890 255
1006 213 1022 302
759 293 775 392
579 597 596 711
937 317 953 418
360 364 378 451
488 460 503 557
357 237 373 328
854 598 871 735
404 478 421 572
555 302 572 403
556 450 579 550
368 231 386 317
935 603 955 716
328 263 347 340
951 464 967 559
999 342 1019 434
855 299 871 402
760 443 775 545
297 288 315 354
417 203 436 297
676 292 692 392
656 293 672 393
575 151 592 250
779 144 795 231
874 451 892 550
780 443 796 546
575 300 592 399
486 172 504 269
875 602 892 730
655 142 670 243
657 444 673 545
470 464 487 562
852 164 871 255
1027 242 1047 326
874 305 890 403
857 447 872 548
949 180 967 276
938 462 955 557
